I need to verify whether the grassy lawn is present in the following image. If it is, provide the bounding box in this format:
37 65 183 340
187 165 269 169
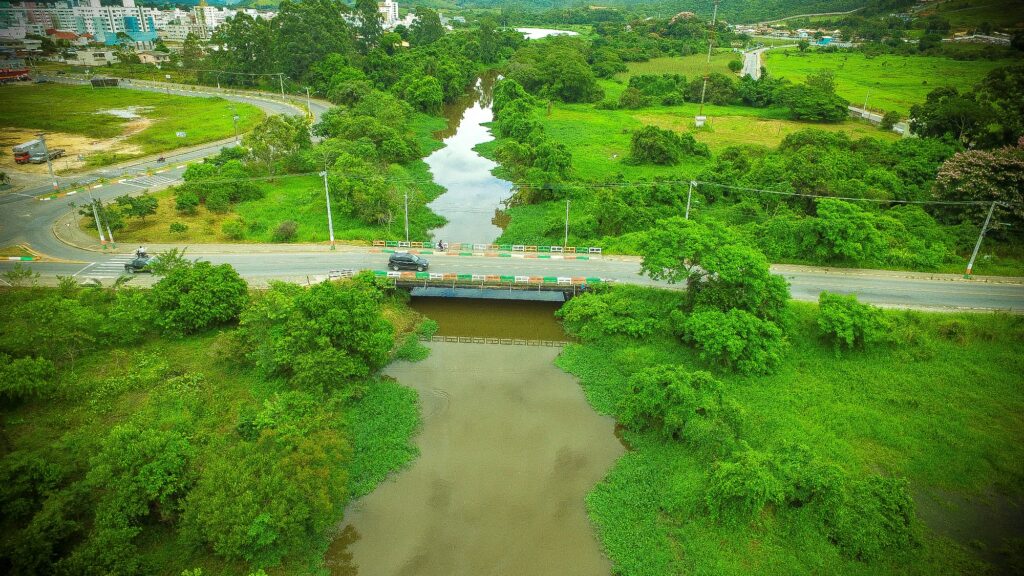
534 100 897 182
763 50 1019 115
557 292 1024 576
0 83 263 161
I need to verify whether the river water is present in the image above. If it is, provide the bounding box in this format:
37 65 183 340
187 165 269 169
424 72 512 245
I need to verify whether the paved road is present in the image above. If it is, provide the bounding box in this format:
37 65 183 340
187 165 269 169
1 78 1022 312
3 251 1023 312
742 48 768 79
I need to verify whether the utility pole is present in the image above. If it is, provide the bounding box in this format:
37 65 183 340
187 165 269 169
320 165 335 250
564 195 570 247
88 194 106 247
404 191 410 242
965 201 998 277
685 181 695 220
231 105 239 143
278 73 284 98
37 133 57 190
305 86 312 117
697 0 719 122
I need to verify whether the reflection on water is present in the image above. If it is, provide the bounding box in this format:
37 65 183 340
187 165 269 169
515 27 581 40
410 297 569 341
425 72 513 244
326 343 623 576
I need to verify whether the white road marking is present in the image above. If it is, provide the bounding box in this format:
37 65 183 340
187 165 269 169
73 262 97 277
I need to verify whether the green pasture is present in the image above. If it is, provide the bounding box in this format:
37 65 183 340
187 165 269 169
763 50 1018 114
558 295 1024 576
928 0 1024 29
0 83 263 161
615 51 741 82
534 100 897 182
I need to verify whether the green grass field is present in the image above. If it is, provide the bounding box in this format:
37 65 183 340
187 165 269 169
927 0 1024 29
531 100 896 182
763 50 1019 114
557 292 1024 576
0 83 263 160
615 52 741 81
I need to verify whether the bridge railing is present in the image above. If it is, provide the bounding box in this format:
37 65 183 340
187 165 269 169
372 240 602 257
373 270 608 289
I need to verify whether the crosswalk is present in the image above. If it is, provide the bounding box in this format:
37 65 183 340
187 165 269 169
118 174 179 189
80 256 135 278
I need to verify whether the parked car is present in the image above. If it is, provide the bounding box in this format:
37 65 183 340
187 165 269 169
388 252 428 271
124 256 153 273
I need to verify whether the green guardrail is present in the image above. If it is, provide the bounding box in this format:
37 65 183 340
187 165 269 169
498 244 512 251
373 270 387 277
498 253 512 258
499 275 515 282
543 277 558 283
385 241 399 247
538 246 551 253
415 272 429 279
585 277 602 284
457 274 473 281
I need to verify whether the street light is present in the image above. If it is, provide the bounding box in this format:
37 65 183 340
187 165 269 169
320 157 335 250
36 132 58 191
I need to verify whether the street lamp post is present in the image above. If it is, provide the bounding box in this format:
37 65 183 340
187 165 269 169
320 166 335 250
36 133 58 190
231 104 239 143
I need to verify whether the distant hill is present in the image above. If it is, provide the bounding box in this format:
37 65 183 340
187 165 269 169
453 1 871 23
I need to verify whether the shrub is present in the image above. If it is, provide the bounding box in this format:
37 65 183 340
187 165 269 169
706 444 786 523
681 308 787 375
169 222 189 236
617 365 725 441
817 292 890 350
205 189 231 214
221 220 246 241
824 476 919 561
416 318 439 339
149 261 249 336
626 126 710 165
618 87 651 109
557 285 683 340
0 354 56 400
272 220 298 242
880 110 901 130
394 334 430 362
174 189 199 214
728 59 743 73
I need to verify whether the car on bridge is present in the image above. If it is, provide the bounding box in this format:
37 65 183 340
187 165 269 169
388 252 429 271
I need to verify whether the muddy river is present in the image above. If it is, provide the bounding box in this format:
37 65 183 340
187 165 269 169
326 301 623 575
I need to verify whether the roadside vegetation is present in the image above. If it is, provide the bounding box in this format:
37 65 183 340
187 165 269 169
0 84 263 165
554 230 1024 575
0 259 428 574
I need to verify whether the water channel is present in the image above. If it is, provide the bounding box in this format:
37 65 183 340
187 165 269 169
324 28 617 575
424 29 577 244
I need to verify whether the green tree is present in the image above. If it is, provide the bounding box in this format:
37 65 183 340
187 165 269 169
728 59 743 73
909 87 995 148
354 0 383 53
809 199 885 263
238 279 394 395
243 115 310 176
797 39 810 52
627 126 709 165
113 193 158 222
617 365 725 441
680 308 787 375
409 7 444 46
181 32 203 68
275 0 354 80
149 261 249 336
706 443 787 523
478 17 500 64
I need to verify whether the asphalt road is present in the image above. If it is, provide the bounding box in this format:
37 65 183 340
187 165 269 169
1 78 1022 312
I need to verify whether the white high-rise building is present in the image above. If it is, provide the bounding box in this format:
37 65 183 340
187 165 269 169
378 0 399 29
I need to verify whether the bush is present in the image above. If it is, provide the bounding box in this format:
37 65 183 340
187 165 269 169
728 59 743 73
205 188 231 214
272 220 298 242
618 87 651 109
626 126 710 165
880 110 901 130
825 476 919 561
557 285 684 341
681 308 787 375
174 189 199 214
149 261 249 336
817 292 890 350
0 354 56 400
617 365 728 442
706 444 786 523
221 220 246 241
394 334 430 362
169 222 189 236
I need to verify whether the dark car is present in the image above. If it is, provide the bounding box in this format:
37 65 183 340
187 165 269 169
124 256 153 273
388 252 428 271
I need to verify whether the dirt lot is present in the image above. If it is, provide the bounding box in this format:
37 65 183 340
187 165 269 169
0 121 149 176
